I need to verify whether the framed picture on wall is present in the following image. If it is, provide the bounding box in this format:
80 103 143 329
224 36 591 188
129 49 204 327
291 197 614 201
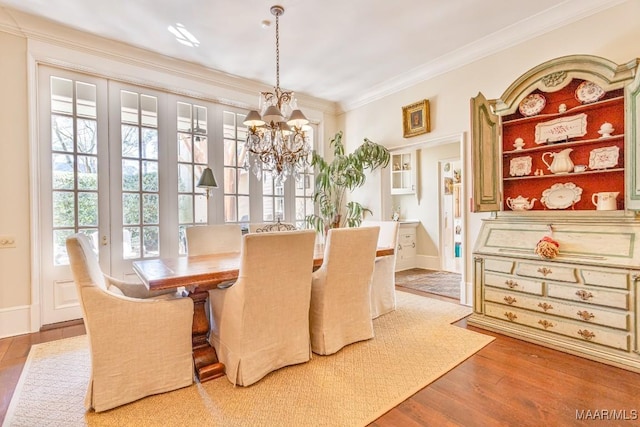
444 177 453 195
402 99 430 138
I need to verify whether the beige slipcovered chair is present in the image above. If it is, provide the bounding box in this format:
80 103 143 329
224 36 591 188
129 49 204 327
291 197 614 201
248 221 296 233
185 223 242 256
361 220 400 318
208 230 316 386
66 234 194 412
309 226 380 355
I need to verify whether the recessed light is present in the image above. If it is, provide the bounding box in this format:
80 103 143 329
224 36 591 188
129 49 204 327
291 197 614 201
168 23 200 47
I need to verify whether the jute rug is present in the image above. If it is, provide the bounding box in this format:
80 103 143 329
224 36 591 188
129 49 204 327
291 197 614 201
4 292 493 427
396 268 462 300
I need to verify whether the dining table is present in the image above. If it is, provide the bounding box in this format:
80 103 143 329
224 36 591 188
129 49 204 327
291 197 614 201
133 244 394 382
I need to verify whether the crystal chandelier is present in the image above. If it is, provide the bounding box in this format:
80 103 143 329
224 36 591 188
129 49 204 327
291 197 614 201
243 5 311 184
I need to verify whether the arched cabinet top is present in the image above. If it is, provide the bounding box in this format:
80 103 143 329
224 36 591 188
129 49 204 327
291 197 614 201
494 55 639 115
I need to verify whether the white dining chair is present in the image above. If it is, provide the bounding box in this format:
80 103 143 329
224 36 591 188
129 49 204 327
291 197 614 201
66 234 194 412
248 221 296 233
185 224 242 256
309 226 379 355
208 230 316 386
361 220 400 318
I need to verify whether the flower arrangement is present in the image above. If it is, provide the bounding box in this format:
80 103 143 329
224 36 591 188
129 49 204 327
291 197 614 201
535 236 560 259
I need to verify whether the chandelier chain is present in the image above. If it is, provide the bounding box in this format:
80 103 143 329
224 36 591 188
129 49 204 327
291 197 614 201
275 11 280 92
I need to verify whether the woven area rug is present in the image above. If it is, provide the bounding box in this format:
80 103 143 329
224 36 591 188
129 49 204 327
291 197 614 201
396 268 462 300
4 292 493 427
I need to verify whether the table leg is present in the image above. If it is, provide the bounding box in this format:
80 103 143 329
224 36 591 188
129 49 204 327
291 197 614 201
189 288 225 382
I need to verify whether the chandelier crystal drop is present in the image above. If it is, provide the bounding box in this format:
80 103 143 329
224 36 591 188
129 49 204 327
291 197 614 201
243 5 311 184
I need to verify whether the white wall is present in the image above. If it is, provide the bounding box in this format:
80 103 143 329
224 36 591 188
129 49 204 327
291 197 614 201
339 0 640 297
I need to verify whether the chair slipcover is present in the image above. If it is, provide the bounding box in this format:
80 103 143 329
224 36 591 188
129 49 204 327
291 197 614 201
66 234 194 412
208 230 316 386
185 224 242 256
361 220 400 318
309 226 379 355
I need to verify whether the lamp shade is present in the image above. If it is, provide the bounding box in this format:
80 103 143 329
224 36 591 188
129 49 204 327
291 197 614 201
262 105 284 124
243 110 265 127
286 109 309 128
197 167 218 189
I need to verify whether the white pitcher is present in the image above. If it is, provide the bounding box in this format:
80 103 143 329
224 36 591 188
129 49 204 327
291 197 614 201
542 148 574 174
592 191 619 210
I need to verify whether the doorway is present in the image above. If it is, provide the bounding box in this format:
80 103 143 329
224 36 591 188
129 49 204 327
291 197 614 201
439 158 462 274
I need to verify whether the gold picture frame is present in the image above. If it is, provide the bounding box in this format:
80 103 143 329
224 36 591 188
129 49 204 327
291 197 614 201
402 99 430 138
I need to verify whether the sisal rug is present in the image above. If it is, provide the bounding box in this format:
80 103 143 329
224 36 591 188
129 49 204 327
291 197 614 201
4 292 493 427
396 268 462 300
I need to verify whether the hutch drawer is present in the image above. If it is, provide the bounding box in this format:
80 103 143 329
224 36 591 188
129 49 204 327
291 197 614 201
484 287 629 330
484 302 630 351
484 272 543 295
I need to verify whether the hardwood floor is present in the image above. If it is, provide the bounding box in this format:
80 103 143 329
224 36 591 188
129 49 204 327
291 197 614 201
1 290 639 426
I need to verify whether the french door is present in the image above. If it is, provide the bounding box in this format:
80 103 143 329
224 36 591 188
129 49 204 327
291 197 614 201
37 67 218 325
38 67 110 324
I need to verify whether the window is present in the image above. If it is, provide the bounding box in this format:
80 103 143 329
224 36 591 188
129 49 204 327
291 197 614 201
50 76 100 264
120 90 160 259
222 111 250 225
262 171 285 222
177 102 209 255
294 127 315 229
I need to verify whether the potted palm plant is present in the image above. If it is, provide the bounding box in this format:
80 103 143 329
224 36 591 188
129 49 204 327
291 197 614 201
305 131 390 234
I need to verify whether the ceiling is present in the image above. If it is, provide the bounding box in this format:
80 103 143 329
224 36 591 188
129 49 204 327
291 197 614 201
0 0 625 110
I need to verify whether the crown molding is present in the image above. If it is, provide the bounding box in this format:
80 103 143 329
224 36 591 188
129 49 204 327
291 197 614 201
0 6 338 116
338 0 628 113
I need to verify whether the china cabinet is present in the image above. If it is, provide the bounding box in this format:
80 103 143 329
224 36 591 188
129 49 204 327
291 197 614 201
469 55 640 372
390 151 416 195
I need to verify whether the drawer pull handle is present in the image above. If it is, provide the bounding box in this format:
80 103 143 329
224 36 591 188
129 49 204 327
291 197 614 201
503 296 517 305
538 320 554 329
577 329 595 341
577 310 595 321
632 273 640 282
575 290 594 301
537 267 552 276
504 312 517 322
538 302 553 312
505 279 518 289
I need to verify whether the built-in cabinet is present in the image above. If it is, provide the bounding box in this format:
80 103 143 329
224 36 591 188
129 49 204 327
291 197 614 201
469 55 640 372
395 221 417 271
390 151 416 195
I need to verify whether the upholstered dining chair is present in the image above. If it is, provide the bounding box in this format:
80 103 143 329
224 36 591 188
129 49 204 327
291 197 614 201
361 220 400 318
309 226 380 355
66 234 194 413
185 223 242 256
208 229 316 386
248 221 296 233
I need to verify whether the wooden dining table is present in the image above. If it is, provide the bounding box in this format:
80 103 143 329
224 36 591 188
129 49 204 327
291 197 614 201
133 244 394 382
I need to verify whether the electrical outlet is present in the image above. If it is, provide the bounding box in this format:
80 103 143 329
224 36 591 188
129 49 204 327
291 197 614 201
0 235 16 248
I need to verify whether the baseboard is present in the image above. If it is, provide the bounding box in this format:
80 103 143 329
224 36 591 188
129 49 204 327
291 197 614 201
0 305 32 339
415 255 440 270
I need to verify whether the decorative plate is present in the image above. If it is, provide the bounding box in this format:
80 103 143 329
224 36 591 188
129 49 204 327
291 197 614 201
575 81 605 104
541 182 583 209
518 93 546 117
509 156 532 177
589 146 620 169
